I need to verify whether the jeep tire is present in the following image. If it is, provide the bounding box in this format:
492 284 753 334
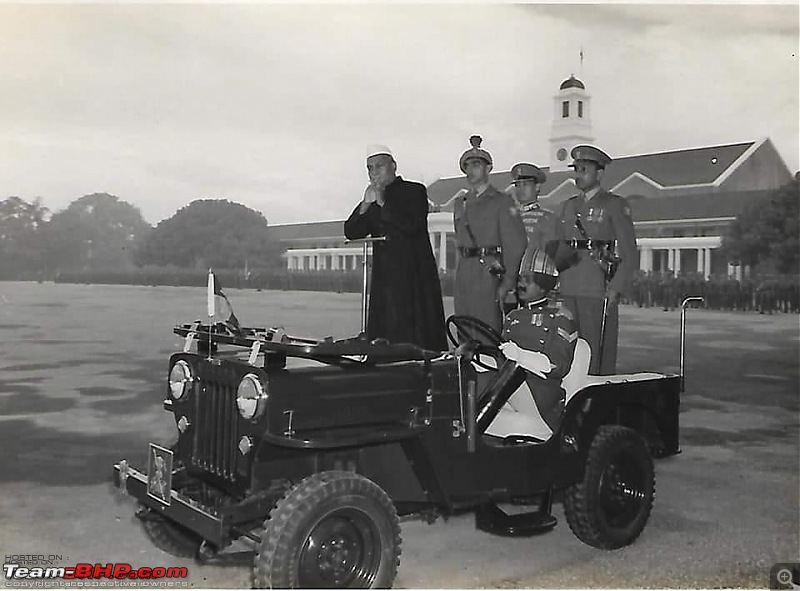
254 471 401 589
137 504 202 558
563 425 655 550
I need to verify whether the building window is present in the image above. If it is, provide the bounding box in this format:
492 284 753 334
562 101 569 118
578 100 584 118
303 256 310 271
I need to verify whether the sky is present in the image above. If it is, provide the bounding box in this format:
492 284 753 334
0 2 797 226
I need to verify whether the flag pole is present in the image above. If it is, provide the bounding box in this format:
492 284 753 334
206 268 214 360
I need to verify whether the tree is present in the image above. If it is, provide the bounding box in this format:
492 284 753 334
721 176 799 275
44 193 152 272
133 199 283 270
0 196 50 278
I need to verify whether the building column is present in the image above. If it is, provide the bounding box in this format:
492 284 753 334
439 232 448 271
667 249 675 272
639 246 653 273
703 248 711 279
674 248 681 275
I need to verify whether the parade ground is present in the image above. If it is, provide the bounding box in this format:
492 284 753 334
0 282 797 589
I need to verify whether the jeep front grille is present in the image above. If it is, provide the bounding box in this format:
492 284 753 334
191 367 239 480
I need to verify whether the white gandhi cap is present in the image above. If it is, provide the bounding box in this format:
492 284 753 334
366 144 393 159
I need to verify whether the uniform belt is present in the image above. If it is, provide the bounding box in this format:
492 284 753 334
459 246 502 258
568 239 615 251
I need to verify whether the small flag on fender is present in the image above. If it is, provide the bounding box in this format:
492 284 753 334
207 269 242 336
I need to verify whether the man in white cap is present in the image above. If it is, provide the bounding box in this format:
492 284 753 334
344 145 447 351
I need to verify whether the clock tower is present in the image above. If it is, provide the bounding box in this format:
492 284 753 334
549 74 594 172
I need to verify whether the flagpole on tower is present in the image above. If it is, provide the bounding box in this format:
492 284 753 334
579 46 584 76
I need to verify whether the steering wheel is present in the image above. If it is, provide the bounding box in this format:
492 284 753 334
445 315 503 371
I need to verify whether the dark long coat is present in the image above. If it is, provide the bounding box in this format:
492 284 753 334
344 176 447 351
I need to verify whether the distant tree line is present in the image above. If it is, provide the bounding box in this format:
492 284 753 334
0 193 285 280
720 174 799 275
1 176 797 285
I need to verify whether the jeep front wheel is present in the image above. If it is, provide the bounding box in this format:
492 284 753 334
563 425 655 550
254 471 401 589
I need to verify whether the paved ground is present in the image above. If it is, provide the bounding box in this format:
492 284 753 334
0 282 797 588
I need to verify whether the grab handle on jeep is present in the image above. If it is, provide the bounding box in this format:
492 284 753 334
680 296 705 393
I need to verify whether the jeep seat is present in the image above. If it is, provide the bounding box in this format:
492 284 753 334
485 338 591 440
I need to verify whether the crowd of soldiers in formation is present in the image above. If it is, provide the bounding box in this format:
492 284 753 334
623 271 800 313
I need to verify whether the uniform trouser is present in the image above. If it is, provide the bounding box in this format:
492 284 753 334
454 259 503 341
562 296 618 375
527 376 565 432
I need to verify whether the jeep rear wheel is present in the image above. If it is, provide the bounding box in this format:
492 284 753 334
563 425 655 550
254 471 401 589
137 504 202 558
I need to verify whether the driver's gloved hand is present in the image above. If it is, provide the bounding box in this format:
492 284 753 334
499 341 520 361
500 342 554 377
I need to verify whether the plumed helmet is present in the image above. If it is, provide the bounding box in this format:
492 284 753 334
459 135 493 173
520 247 558 278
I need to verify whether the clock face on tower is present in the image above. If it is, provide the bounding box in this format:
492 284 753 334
557 148 568 161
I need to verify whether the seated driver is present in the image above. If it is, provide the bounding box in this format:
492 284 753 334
499 248 578 433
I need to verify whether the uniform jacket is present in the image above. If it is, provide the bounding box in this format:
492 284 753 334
503 297 578 384
453 184 527 291
556 189 637 298
344 176 447 351
518 201 560 253
502 297 578 406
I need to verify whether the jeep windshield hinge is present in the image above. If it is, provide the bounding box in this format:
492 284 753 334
183 321 201 353
283 409 295 438
248 340 262 366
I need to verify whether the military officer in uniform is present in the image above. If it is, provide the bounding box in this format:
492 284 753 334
499 248 578 433
509 162 559 254
453 135 527 338
555 145 637 374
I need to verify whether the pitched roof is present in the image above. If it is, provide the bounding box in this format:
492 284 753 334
629 189 770 222
426 140 758 209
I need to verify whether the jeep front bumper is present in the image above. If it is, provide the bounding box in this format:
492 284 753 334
113 459 225 546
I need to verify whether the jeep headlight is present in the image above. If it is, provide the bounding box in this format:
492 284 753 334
237 373 267 420
169 360 193 400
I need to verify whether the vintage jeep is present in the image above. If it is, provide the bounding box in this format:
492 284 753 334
112 277 702 588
